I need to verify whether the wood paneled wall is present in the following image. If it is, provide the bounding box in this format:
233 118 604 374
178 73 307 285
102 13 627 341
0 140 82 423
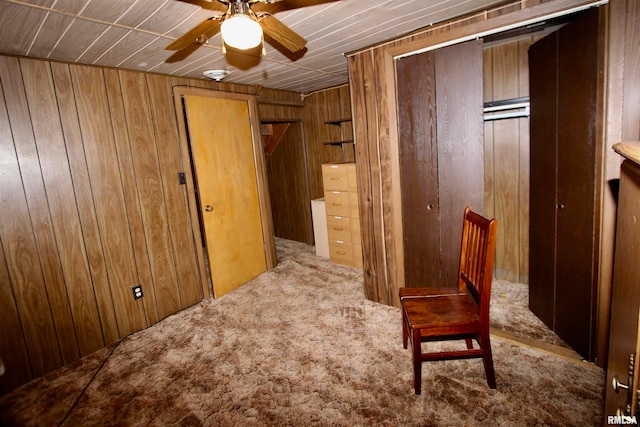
0 55 303 395
266 122 314 244
346 0 625 299
483 37 537 284
302 85 353 201
347 0 639 367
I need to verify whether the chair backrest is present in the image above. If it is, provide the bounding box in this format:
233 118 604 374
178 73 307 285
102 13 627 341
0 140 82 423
457 207 498 317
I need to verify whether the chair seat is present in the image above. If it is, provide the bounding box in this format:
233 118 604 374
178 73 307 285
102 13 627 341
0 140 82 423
402 293 480 336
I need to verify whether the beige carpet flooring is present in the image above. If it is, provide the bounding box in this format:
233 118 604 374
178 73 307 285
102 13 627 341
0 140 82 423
0 238 605 426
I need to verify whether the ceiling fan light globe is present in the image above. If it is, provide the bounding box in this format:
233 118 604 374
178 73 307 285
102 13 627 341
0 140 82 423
221 15 263 50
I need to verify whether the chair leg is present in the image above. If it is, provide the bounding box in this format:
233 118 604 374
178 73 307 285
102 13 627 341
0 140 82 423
402 309 408 349
412 328 422 395
479 330 496 389
465 338 473 349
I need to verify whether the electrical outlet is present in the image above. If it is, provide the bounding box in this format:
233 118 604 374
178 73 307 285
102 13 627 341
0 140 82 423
132 285 143 300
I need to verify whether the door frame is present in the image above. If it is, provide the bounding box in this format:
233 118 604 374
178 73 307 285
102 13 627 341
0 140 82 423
172 86 276 298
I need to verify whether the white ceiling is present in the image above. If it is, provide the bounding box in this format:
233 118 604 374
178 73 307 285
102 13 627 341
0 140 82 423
0 0 510 93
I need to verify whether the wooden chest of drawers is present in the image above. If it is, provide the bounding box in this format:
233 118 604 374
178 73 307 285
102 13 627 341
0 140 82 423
321 163 362 268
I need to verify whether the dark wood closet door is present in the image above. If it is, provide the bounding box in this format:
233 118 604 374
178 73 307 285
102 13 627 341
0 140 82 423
528 30 558 329
396 40 484 288
529 8 601 360
397 50 440 286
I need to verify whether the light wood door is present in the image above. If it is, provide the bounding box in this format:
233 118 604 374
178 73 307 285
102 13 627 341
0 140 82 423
184 95 267 298
604 159 640 421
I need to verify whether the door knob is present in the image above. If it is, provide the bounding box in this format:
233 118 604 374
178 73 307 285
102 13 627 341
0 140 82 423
426 204 435 210
204 205 213 212
611 354 637 416
612 375 630 392
557 203 565 210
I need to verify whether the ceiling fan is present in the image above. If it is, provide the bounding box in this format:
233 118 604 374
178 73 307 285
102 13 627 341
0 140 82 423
167 0 330 59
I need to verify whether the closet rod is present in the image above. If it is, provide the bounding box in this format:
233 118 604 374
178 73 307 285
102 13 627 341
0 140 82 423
483 96 529 121
483 96 529 110
484 110 529 121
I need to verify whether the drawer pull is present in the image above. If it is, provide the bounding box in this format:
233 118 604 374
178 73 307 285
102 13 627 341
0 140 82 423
337 250 346 255
330 177 340 180
333 227 344 231
332 203 342 206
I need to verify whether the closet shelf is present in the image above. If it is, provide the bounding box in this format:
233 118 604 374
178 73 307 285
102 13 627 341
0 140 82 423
324 139 354 145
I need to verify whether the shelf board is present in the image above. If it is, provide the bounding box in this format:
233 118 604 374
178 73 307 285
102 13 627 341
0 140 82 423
325 118 352 126
323 140 354 145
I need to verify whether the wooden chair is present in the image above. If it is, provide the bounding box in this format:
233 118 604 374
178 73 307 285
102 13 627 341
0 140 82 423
399 206 498 394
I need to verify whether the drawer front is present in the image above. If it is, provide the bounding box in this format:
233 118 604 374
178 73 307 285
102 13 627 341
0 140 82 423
327 215 351 242
322 164 349 191
325 191 350 217
330 240 354 265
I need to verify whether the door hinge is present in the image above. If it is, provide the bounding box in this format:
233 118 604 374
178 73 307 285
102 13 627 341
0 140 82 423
178 172 186 185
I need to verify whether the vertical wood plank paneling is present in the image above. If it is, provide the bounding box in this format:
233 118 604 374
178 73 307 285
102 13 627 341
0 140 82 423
318 91 337 163
266 122 313 243
338 85 355 163
348 52 381 302
11 58 85 365
517 38 531 283
2 56 298 394
483 37 533 283
303 85 355 201
483 48 496 221
258 91 314 246
20 58 105 356
376 44 401 306
118 69 182 321
621 0 640 142
0 56 63 376
0 89 34 393
146 73 202 308
70 65 146 337
102 68 158 328
50 62 120 345
489 42 520 282
302 93 324 201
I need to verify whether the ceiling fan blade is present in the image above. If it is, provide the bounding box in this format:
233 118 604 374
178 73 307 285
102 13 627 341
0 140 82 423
252 0 339 14
259 14 306 52
176 0 227 12
166 18 222 51
165 44 203 63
